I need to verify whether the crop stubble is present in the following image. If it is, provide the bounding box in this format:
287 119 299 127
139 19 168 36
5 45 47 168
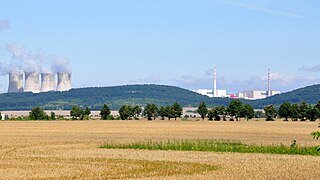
0 120 319 179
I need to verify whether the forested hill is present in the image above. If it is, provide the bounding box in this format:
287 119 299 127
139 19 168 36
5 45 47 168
250 84 320 108
0 84 319 110
0 84 232 110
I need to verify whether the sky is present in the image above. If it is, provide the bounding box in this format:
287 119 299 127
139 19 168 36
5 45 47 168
1 0 320 93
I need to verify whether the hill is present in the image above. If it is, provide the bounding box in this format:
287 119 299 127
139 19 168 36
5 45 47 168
0 84 319 110
0 84 231 110
250 84 320 108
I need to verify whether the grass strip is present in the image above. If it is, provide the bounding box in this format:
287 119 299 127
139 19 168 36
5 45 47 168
100 140 320 156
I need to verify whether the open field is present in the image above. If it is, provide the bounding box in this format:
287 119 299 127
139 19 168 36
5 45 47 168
0 120 319 179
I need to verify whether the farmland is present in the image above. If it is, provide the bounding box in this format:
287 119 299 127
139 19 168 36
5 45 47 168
0 120 319 179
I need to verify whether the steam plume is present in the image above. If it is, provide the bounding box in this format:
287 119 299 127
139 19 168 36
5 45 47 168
0 20 10 30
2 43 71 75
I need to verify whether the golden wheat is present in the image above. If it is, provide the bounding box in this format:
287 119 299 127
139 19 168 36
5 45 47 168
0 120 318 179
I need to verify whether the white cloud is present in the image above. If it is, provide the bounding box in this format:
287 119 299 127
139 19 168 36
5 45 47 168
224 0 306 19
299 64 320 72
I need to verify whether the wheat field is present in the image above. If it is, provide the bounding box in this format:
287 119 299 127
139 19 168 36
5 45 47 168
0 120 319 179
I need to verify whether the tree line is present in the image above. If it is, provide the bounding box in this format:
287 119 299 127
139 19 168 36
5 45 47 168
3 100 320 121
264 101 320 121
112 103 183 121
196 100 320 121
196 100 254 121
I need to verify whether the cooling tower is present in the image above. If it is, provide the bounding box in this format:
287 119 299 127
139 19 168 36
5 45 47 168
8 73 24 93
41 73 56 92
57 72 72 91
24 71 40 93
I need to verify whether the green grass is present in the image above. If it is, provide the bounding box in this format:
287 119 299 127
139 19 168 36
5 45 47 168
100 140 320 156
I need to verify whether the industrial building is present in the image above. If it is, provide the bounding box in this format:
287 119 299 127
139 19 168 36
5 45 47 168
7 72 72 93
193 66 227 98
237 90 280 100
194 67 280 100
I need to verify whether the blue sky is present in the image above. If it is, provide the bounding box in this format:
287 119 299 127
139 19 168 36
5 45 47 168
1 0 320 93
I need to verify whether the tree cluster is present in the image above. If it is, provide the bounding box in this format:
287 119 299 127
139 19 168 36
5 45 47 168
266 101 320 121
118 105 142 120
70 106 91 120
28 107 56 120
197 100 254 121
158 103 183 120
117 103 183 121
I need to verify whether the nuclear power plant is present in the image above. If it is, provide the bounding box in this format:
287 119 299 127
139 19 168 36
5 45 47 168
7 72 71 93
194 66 280 100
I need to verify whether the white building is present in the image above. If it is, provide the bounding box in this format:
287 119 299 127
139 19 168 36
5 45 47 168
193 89 227 98
193 89 214 98
240 90 280 100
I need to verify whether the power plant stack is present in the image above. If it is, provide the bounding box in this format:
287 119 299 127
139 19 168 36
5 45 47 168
41 73 56 92
267 68 271 97
213 65 217 97
24 72 41 93
57 72 72 92
8 73 24 93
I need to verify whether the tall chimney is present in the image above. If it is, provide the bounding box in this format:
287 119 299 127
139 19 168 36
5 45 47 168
41 73 56 92
8 73 24 93
24 71 40 93
213 65 217 97
57 72 72 92
267 68 271 97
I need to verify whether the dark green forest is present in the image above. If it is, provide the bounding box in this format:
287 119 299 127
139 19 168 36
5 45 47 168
0 84 319 110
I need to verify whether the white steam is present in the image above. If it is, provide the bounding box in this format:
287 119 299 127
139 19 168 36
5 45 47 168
51 56 72 73
1 42 72 75
0 20 10 30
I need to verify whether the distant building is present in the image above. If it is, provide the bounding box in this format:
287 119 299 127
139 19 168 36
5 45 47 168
193 89 214 98
238 90 280 100
193 89 227 98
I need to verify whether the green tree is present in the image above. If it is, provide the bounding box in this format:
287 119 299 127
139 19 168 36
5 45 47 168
0 112 2 120
242 104 255 121
298 102 309 121
197 102 208 120
100 104 111 120
227 100 243 121
278 102 291 121
264 105 276 121
307 105 317 121
132 106 142 119
166 106 174 120
50 112 56 120
158 106 168 120
84 107 91 116
290 104 299 121
119 105 133 120
172 102 183 120
314 101 320 120
216 106 227 121
144 104 158 120
70 106 83 120
29 107 47 120
207 106 226 121
207 108 215 121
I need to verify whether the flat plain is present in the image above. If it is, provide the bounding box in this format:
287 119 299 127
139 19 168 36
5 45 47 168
0 120 319 179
